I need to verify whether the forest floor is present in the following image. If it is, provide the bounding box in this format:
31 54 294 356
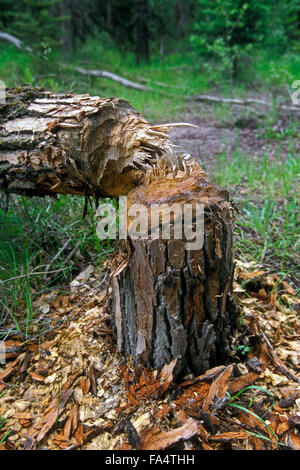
0 258 299 451
0 95 299 451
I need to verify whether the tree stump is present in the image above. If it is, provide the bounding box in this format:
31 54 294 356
111 163 239 378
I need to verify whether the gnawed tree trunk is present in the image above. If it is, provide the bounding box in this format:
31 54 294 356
0 86 239 377
111 163 239 378
0 85 176 198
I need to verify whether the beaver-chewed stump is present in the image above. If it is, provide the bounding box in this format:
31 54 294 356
0 85 239 378
111 164 239 378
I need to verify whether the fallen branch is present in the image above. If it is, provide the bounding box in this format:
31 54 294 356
61 64 155 92
0 32 32 53
192 94 300 113
0 31 158 93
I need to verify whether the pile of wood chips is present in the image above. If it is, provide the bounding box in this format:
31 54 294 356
0 261 299 450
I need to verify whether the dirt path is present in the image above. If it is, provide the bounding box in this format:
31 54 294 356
168 110 299 178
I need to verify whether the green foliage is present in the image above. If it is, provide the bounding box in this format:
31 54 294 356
190 0 300 81
190 0 259 79
226 386 281 447
1 0 64 50
0 195 114 339
234 344 250 356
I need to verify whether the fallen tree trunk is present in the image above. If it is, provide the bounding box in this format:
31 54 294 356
0 85 177 197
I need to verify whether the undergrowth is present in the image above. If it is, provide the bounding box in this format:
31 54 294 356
0 195 113 340
214 142 300 285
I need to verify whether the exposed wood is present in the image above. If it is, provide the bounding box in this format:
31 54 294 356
0 85 177 198
111 163 239 378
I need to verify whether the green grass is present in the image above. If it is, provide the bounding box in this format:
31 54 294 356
1 38 300 121
225 385 282 449
214 143 300 284
0 415 11 445
0 194 114 340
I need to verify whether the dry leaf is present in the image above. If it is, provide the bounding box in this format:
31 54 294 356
228 372 260 394
28 371 46 383
203 364 233 411
209 431 250 442
0 356 20 382
287 432 300 450
80 376 91 395
75 425 84 445
179 365 226 389
140 418 199 450
159 358 177 393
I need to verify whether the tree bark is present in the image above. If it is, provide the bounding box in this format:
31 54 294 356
111 164 239 378
59 0 74 59
136 0 150 63
0 85 176 198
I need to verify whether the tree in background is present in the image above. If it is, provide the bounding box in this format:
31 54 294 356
190 0 300 81
0 0 64 51
0 0 299 67
56 0 95 58
136 0 149 63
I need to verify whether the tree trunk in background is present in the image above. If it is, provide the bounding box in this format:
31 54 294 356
0 85 177 198
136 0 149 63
59 0 74 59
111 165 239 379
175 0 187 39
106 1 113 32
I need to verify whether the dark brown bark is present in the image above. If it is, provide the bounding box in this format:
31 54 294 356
0 85 176 198
175 0 187 39
59 0 74 59
136 0 149 63
111 165 239 378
